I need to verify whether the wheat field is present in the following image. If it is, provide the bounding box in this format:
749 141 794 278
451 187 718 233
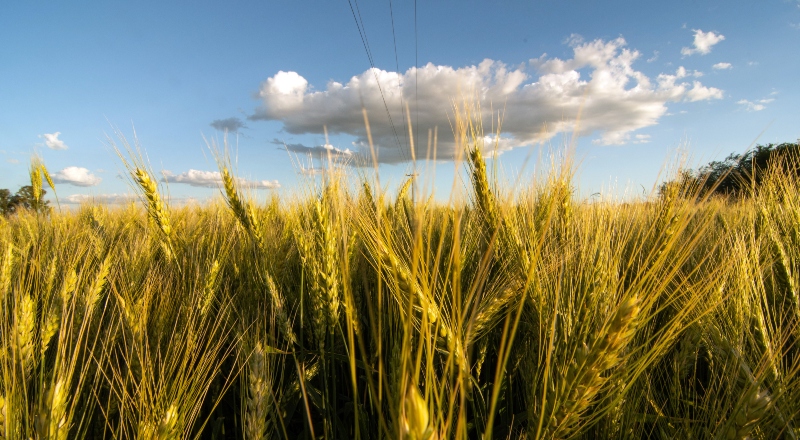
2 117 800 439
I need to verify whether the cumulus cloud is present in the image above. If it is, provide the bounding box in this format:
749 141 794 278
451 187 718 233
681 29 725 56
162 169 280 189
64 193 137 204
40 132 68 150
210 117 246 133
250 37 725 160
712 62 733 70
685 81 724 101
51 167 102 186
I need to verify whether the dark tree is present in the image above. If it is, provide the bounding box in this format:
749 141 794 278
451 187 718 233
660 141 800 199
0 185 50 215
0 189 12 215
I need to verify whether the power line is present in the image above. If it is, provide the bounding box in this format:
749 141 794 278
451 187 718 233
388 0 410 159
345 0 407 162
414 0 419 162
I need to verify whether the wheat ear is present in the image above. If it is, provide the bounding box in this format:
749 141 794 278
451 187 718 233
85 255 111 315
29 158 43 204
547 296 640 438
265 273 296 345
245 341 272 439
45 378 69 440
0 394 7 440
314 196 340 331
15 294 37 373
199 260 220 317
468 143 499 234
402 384 434 440
221 168 263 243
722 389 771 440
133 168 174 249
0 243 14 303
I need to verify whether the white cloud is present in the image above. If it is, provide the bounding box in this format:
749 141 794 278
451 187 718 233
6 158 19 164
633 134 651 144
646 51 659 63
40 132 68 150
250 37 725 159
712 62 733 70
298 165 324 175
51 167 102 186
64 193 137 204
281 142 356 159
685 81 724 101
162 169 280 189
737 99 771 112
681 29 725 56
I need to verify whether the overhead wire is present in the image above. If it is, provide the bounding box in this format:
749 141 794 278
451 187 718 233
414 0 419 162
345 0 408 162
388 0 410 158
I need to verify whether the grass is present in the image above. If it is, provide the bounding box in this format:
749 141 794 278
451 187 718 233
2 115 800 439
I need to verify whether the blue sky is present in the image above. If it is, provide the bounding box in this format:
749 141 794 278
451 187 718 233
1 0 799 204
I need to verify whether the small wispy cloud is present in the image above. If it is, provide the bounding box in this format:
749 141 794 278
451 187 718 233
712 62 733 70
6 158 19 164
681 29 725 56
162 169 280 189
51 167 102 186
646 50 659 63
40 132 68 150
210 117 247 133
298 165 324 175
737 97 774 112
282 142 355 159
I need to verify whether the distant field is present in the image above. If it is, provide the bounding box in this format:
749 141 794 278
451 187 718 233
3 123 800 439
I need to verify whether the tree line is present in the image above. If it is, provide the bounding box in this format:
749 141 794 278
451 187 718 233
0 185 50 215
660 141 800 198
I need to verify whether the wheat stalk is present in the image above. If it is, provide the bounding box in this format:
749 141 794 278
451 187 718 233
133 168 174 256
468 143 499 235
244 341 272 439
221 167 263 243
546 295 640 438
0 394 6 440
402 383 434 440
199 260 220 317
44 378 69 440
29 158 43 204
0 243 14 305
85 255 111 315
470 284 519 344
294 225 327 348
314 195 340 331
265 272 296 345
14 294 36 373
721 389 771 440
